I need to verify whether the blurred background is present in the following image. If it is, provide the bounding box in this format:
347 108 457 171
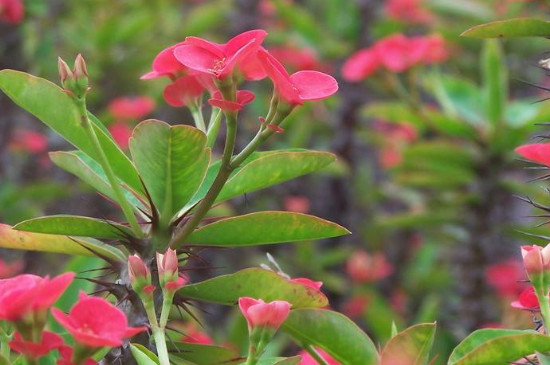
2 0 550 362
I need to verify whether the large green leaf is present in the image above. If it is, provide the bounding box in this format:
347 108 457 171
50 151 145 211
282 309 378 365
0 223 125 261
179 268 328 308
14 215 134 239
448 329 550 365
380 323 436 365
462 18 550 38
187 212 349 246
169 342 242 365
256 357 301 365
0 69 142 194
130 120 210 223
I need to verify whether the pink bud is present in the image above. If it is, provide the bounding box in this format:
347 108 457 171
521 245 544 276
57 57 72 83
128 254 149 283
238 297 290 330
74 54 88 78
156 248 179 277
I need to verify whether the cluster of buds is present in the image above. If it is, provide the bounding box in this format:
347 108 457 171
57 54 89 99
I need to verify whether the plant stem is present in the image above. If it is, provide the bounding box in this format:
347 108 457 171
303 345 330 365
159 292 173 329
190 105 206 133
206 109 223 148
75 99 143 237
536 287 550 334
244 344 259 365
170 112 237 249
152 327 170 365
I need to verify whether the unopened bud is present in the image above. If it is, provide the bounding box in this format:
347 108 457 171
156 248 183 291
57 57 72 84
128 254 151 293
74 54 88 78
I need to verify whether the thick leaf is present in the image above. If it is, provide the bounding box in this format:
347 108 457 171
462 18 550 38
179 268 328 308
448 329 550 365
130 120 209 223
0 223 125 261
50 151 145 211
256 357 301 365
482 40 507 126
130 344 160 365
282 309 378 365
169 342 242 365
380 323 436 365
187 212 349 246
0 69 142 193
14 215 134 239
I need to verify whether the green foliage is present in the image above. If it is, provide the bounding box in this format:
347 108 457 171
380 323 436 365
282 309 379 365
168 343 242 365
187 212 350 246
462 18 550 38
179 268 328 308
130 344 160 365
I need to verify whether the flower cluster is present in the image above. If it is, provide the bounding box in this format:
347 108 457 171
346 250 393 283
342 33 448 82
0 273 144 364
143 30 338 114
384 0 433 25
0 0 24 25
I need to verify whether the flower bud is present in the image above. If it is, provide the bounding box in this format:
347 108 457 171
56 54 89 99
156 248 185 292
128 254 150 293
57 57 72 84
74 54 88 78
238 297 290 331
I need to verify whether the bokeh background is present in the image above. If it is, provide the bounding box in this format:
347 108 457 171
2 0 550 362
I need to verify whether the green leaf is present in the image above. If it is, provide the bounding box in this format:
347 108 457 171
539 353 550 365
130 344 160 365
14 215 134 239
0 70 142 194
0 354 9 365
49 151 145 211
169 342 242 365
462 18 550 38
0 223 125 261
282 309 379 365
187 212 349 246
179 268 328 308
130 120 210 223
449 329 550 365
482 40 507 126
256 357 302 365
380 323 436 365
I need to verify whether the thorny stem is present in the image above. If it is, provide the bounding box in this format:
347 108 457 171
303 345 331 365
75 99 143 238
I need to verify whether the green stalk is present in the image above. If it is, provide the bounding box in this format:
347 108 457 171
244 343 259 365
170 112 237 249
142 296 170 365
536 287 550 334
76 100 143 237
159 292 174 329
303 345 331 365
206 109 223 148
190 105 206 133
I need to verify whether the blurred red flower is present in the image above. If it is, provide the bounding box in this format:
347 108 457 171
298 347 341 365
384 0 433 25
0 273 74 322
342 295 369 318
52 293 146 348
485 260 526 298
10 130 48 154
516 143 550 167
346 250 393 283
0 258 23 279
0 0 24 24
108 96 155 120
180 323 214 345
108 122 132 150
511 286 542 311
283 196 311 214
269 46 321 72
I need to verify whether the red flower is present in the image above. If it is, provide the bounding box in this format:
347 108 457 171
258 49 338 105
486 260 526 298
375 34 416 73
0 258 23 279
10 130 48 154
516 143 550 167
174 30 267 79
57 346 97 365
238 297 291 330
342 296 369 318
141 42 188 80
51 293 146 348
9 331 64 359
408 35 449 65
384 0 433 25
298 348 341 365
0 273 74 322
163 75 213 107
0 0 24 24
268 46 321 72
180 323 214 345
208 90 255 112
346 251 393 283
290 278 323 291
108 96 155 120
342 49 381 82
108 122 132 150
511 286 543 311
283 196 311 214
